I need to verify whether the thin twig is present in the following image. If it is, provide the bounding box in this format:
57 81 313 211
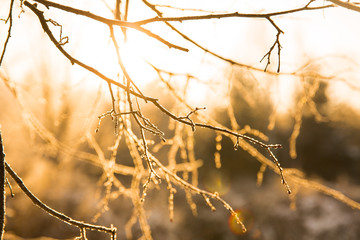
32 0 188 52
178 107 206 131
134 5 338 25
0 131 6 240
126 86 161 200
0 0 15 67
260 17 283 72
266 147 291 194
5 162 116 236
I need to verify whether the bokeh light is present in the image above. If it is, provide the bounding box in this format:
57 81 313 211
228 208 254 235
203 170 231 196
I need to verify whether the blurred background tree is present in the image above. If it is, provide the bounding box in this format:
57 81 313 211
1 0 360 239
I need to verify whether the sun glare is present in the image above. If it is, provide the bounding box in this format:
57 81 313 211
69 15 215 107
119 33 158 86
271 76 295 115
66 0 360 115
328 81 360 112
66 0 238 107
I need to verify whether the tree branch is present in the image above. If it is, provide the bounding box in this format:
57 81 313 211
134 5 337 25
327 0 360 12
32 0 188 52
260 17 283 72
0 0 15 67
126 128 247 232
24 0 291 193
5 162 117 236
0 131 5 240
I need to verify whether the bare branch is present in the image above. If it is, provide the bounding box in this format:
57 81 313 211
126 129 247 232
260 17 283 72
32 0 188 52
0 131 5 240
148 77 291 193
33 0 129 26
5 162 117 236
178 107 206 131
134 5 336 25
0 0 15 67
327 0 360 12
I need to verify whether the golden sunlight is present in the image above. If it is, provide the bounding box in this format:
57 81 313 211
3 1 360 239
271 76 296 115
68 0 235 107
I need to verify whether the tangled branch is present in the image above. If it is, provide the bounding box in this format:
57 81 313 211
0 131 116 239
24 0 292 193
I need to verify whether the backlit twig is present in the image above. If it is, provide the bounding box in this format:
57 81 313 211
5 162 117 237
